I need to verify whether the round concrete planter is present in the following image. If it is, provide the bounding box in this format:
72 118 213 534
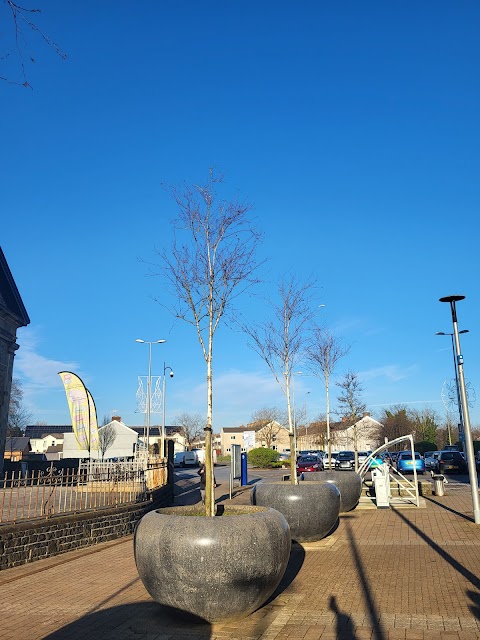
134 504 291 623
251 482 340 543
307 470 362 513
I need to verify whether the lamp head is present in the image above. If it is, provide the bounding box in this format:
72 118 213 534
169 371 174 378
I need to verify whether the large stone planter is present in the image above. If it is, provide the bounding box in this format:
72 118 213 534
251 482 340 543
307 470 362 513
134 504 291 623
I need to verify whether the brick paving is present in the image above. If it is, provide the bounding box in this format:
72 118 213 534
0 474 479 639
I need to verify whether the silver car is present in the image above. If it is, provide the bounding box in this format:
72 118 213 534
424 451 440 470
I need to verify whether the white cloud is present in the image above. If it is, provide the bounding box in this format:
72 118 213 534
359 364 416 383
14 327 79 395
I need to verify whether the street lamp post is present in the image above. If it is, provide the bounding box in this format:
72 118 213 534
136 339 166 459
162 363 174 458
435 329 469 445
439 296 480 524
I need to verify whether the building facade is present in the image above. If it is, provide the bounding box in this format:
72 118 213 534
0 248 30 475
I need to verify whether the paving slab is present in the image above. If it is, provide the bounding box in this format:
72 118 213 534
0 473 479 639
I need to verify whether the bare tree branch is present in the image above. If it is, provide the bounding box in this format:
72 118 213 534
149 169 263 515
305 325 349 467
1 1 67 87
244 276 316 483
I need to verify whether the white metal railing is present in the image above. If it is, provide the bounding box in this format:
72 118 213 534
358 434 420 507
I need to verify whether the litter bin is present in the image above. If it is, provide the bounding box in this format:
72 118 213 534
433 474 446 496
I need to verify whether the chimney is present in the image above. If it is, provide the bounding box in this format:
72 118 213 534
112 416 121 422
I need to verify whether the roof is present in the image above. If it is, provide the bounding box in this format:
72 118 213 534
5 437 31 451
45 445 63 453
25 426 73 439
0 247 30 327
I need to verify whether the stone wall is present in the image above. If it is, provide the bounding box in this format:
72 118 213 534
0 484 173 570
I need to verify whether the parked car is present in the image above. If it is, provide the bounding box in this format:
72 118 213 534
296 455 323 474
424 451 440 470
357 451 369 465
396 451 425 475
434 450 467 474
335 451 355 470
322 452 339 469
367 455 385 469
173 451 199 467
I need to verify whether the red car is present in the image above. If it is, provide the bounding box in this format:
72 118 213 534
296 455 323 474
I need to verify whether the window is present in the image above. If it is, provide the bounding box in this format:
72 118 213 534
231 436 236 440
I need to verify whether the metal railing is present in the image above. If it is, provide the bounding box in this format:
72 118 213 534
0 460 168 525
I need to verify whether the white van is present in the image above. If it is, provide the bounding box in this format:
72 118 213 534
173 451 198 467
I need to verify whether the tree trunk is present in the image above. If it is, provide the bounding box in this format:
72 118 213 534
205 334 215 516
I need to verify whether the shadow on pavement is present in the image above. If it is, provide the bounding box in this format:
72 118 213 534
262 541 305 606
467 590 480 621
423 494 474 522
391 507 480 590
42 602 211 640
345 521 386 640
330 595 358 640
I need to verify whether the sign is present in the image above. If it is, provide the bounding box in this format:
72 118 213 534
243 430 256 449
231 444 242 480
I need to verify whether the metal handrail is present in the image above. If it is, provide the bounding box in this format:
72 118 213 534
358 434 420 507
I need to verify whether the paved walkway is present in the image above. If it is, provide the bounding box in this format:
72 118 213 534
0 473 479 640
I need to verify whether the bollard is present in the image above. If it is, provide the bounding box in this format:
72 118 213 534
433 474 446 496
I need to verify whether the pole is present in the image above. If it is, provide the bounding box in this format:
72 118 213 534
162 363 166 459
146 342 152 460
441 296 480 524
450 334 465 447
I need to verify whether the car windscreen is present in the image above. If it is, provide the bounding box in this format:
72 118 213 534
338 452 354 459
299 456 317 463
400 453 421 460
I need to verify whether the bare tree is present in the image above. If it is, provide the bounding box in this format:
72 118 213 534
175 412 205 449
98 423 117 460
305 326 349 468
153 169 262 516
249 407 287 449
336 371 366 471
244 276 315 483
1 1 67 87
8 378 32 435
101 414 111 427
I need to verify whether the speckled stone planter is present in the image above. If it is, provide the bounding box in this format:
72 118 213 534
134 504 291 623
251 481 340 543
307 470 362 513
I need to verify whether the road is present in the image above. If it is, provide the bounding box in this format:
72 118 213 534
173 464 479 508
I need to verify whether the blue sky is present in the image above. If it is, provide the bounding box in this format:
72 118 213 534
2 1 479 430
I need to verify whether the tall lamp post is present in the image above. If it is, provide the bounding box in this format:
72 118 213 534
136 339 166 458
439 296 480 524
435 329 469 445
162 363 174 458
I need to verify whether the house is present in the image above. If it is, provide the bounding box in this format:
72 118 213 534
29 433 65 454
332 415 383 452
62 418 139 459
4 437 31 461
220 421 290 455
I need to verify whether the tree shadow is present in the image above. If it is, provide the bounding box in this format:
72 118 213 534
330 595 358 640
391 507 480 590
345 521 386 640
42 602 211 639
